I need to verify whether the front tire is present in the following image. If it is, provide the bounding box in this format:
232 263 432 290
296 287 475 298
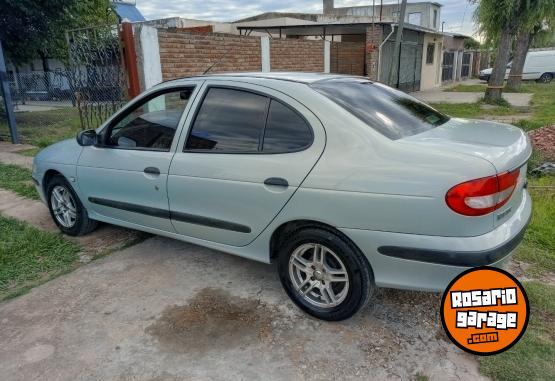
537 73 553 83
46 175 97 236
277 228 375 321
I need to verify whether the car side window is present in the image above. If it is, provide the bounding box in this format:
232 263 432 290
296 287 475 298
185 88 268 152
106 88 193 151
262 100 312 152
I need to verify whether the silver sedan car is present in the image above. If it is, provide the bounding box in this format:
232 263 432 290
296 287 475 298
32 73 532 320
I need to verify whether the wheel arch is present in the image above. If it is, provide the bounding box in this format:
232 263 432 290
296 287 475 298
42 169 64 194
269 219 370 268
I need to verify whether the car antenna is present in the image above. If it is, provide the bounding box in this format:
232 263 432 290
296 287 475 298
203 50 228 75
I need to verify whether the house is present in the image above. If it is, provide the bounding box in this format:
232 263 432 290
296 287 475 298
234 1 444 91
441 32 471 83
322 0 442 31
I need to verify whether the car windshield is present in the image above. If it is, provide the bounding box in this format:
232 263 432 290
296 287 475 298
311 78 450 140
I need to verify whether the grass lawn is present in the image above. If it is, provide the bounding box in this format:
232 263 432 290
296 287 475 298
0 215 80 300
445 83 488 92
514 83 555 131
0 107 81 147
0 163 39 199
480 281 555 381
441 82 555 132
429 102 519 119
516 176 555 274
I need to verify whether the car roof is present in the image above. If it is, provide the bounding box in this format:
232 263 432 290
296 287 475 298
165 72 368 85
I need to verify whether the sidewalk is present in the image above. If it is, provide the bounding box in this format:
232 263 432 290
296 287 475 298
0 143 34 169
412 88 532 108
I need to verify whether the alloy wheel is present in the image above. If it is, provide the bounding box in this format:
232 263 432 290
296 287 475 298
288 243 350 308
50 185 77 228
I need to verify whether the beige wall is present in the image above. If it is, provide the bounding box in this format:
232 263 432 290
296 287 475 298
420 33 442 90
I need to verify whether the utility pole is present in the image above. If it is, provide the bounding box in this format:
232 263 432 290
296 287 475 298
388 0 407 87
0 39 19 144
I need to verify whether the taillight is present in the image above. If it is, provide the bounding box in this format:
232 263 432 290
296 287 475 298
446 168 520 216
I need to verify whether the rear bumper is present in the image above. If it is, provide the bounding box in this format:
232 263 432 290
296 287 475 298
340 190 532 291
376 218 529 266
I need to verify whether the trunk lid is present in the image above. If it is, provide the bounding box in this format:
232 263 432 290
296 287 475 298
404 118 531 227
405 118 531 172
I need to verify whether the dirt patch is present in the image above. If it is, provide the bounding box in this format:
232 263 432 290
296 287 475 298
146 288 276 354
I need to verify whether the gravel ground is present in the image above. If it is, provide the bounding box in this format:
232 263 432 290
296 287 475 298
529 125 555 161
0 236 487 381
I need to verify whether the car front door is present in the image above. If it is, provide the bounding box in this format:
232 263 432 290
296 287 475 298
167 81 325 247
77 84 200 232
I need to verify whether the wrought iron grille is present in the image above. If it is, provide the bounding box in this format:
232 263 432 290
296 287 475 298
66 24 128 130
461 52 471 78
442 52 455 82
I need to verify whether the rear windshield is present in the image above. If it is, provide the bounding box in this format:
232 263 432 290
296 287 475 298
311 79 449 140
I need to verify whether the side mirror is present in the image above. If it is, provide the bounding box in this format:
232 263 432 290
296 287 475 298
76 129 98 147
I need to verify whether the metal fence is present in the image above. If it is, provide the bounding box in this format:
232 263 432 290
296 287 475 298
0 69 78 145
66 24 128 130
1 24 129 145
9 71 75 105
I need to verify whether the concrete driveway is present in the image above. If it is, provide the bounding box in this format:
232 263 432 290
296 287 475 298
0 236 487 381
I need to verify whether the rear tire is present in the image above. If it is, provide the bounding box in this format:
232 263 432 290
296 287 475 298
537 73 553 83
46 175 98 236
277 227 375 321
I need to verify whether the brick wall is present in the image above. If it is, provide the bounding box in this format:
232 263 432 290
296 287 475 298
365 26 384 81
270 39 325 72
157 30 262 80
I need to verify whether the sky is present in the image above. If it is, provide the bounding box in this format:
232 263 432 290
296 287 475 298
135 0 477 37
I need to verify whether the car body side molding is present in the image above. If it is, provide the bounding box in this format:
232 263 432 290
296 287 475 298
88 197 251 233
377 214 530 267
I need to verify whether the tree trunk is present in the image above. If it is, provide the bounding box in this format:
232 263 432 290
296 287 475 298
484 25 513 104
506 30 532 92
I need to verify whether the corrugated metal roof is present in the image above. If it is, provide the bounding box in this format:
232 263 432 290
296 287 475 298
114 2 146 22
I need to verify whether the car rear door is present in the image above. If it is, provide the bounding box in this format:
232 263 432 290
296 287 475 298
77 84 201 232
167 80 325 246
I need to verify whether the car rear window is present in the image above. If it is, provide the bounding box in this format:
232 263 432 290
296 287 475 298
311 78 449 140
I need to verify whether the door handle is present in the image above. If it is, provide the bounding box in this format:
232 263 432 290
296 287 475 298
144 167 160 175
264 177 288 187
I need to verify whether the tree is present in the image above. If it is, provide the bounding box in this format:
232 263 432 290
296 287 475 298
506 27 536 91
464 37 481 50
531 28 555 47
474 0 530 103
506 1 555 91
0 0 116 65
